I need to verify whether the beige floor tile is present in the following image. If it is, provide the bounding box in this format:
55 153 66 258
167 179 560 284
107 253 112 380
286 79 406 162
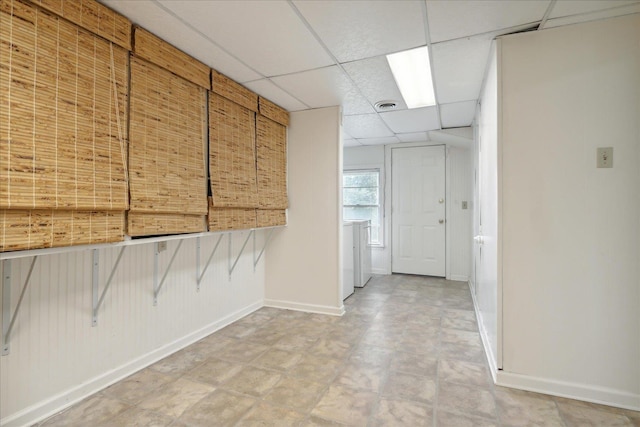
438 382 497 419
219 322 258 339
495 388 564 426
439 341 486 363
371 397 432 426
311 385 378 425
103 368 174 404
301 416 349 426
148 347 208 376
193 334 238 352
309 338 353 359
97 406 173 427
389 351 438 378
274 334 319 352
436 409 499 427
557 400 634 426
439 359 492 388
288 354 343 384
236 402 306 427
348 344 394 367
245 328 286 346
178 390 256 427
222 366 282 397
215 339 270 363
137 377 214 418
441 328 483 347
251 348 303 372
184 357 244 386
41 395 130 426
264 376 327 412
334 362 386 392
382 371 437 404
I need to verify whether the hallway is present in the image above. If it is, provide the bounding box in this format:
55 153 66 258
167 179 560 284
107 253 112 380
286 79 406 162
39 275 640 426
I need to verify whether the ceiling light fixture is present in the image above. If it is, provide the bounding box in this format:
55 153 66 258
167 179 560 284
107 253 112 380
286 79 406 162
386 46 436 109
374 100 398 111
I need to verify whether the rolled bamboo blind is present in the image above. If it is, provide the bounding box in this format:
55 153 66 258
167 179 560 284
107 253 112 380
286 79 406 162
211 70 258 112
208 205 257 232
29 0 132 50
258 96 290 127
256 209 286 228
127 212 205 237
128 56 207 235
209 93 258 208
256 115 288 210
133 26 210 90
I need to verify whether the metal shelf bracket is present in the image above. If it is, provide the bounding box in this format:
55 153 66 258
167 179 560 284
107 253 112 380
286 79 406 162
92 246 127 326
2 256 38 355
196 234 224 290
228 231 254 280
153 240 183 305
253 228 275 271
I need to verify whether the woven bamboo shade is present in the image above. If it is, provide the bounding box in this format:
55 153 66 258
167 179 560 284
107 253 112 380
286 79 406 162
256 209 286 228
209 93 258 208
208 207 256 232
133 26 210 90
256 115 288 209
0 209 124 251
211 70 258 112
29 0 132 50
258 96 290 127
127 212 205 237
1 0 129 211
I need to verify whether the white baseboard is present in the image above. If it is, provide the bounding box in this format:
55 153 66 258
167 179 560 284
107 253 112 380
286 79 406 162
468 280 498 383
1 301 263 427
264 299 345 316
496 370 640 411
371 268 388 275
449 274 469 282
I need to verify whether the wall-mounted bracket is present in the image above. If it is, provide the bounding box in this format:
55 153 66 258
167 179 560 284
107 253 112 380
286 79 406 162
196 234 224 290
92 246 127 326
253 228 275 271
2 256 38 355
228 231 254 280
153 240 183 305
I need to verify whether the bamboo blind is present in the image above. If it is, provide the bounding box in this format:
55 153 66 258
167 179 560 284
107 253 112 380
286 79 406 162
209 93 258 208
129 56 207 235
256 209 286 228
258 96 290 127
211 70 258 112
1 0 129 211
133 26 210 90
0 209 124 251
208 206 256 232
29 0 132 50
127 212 205 237
256 115 288 209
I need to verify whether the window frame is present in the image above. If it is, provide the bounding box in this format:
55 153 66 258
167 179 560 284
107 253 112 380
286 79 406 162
342 167 384 247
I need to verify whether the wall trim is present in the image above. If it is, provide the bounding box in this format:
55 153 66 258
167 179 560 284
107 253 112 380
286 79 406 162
371 268 388 275
468 280 498 383
264 299 345 316
449 274 468 282
496 370 640 412
0 301 264 427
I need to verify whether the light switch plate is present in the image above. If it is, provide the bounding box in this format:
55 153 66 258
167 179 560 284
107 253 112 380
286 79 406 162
597 147 613 168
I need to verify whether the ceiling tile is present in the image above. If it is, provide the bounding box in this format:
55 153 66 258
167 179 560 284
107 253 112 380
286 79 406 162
426 0 551 43
397 132 429 143
243 79 307 112
103 0 261 82
544 2 640 28
342 56 408 110
440 101 477 128
343 114 394 139
550 1 640 18
357 136 401 146
271 66 375 115
428 129 474 147
379 107 440 133
343 138 361 148
158 0 334 77
293 0 426 62
432 37 492 104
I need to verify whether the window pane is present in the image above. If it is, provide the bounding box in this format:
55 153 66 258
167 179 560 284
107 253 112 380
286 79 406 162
343 187 378 206
343 171 378 188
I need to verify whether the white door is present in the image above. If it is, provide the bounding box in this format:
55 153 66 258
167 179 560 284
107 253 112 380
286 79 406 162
391 145 446 276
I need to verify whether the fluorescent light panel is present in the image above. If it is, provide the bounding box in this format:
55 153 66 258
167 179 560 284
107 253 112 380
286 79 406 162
387 46 436 109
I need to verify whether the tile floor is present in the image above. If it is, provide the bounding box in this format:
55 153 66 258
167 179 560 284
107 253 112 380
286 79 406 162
39 274 640 426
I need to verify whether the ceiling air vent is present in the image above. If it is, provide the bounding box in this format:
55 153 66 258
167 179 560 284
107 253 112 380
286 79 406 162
374 100 398 111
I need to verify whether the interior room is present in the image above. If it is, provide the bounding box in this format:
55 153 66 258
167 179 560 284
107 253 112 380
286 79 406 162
1 0 639 426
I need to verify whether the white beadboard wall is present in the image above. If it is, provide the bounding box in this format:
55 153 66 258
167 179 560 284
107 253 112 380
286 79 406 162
0 231 267 427
447 147 473 282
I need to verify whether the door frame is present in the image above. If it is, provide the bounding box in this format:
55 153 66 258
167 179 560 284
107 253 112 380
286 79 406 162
385 142 450 278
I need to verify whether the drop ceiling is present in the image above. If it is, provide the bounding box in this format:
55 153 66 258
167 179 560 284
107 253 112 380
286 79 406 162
101 0 640 147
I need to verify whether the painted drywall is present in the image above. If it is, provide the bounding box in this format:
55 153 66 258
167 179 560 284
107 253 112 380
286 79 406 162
498 14 640 408
0 232 266 426
343 145 388 274
264 106 344 315
472 42 500 375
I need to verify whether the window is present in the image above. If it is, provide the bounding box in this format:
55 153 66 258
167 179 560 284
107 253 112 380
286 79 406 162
343 169 382 245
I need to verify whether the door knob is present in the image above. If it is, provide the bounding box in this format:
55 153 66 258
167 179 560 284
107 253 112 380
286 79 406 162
439 198 444 204
439 219 444 224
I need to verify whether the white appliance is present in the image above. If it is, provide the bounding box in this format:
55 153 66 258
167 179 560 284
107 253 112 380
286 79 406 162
350 220 372 288
342 222 355 300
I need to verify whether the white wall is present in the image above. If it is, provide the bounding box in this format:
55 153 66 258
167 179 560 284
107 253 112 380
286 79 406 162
343 145 388 274
265 106 343 315
497 14 640 409
0 232 266 426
